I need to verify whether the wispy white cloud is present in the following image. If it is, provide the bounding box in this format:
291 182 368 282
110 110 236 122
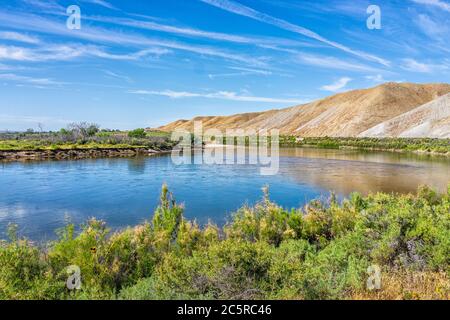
415 14 447 39
229 66 272 75
0 73 64 86
129 89 306 104
0 31 40 44
103 70 133 83
365 74 404 83
81 0 117 10
24 0 117 11
0 11 265 67
88 47 171 60
297 54 383 73
0 46 39 61
402 59 431 72
208 66 272 79
320 77 352 92
0 44 170 62
412 0 450 12
365 74 385 83
91 16 257 43
89 15 316 50
21 0 65 12
200 0 390 66
401 58 448 73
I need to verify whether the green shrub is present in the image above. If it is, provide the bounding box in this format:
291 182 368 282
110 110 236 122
299 231 370 299
1 184 448 300
128 128 147 139
0 240 64 299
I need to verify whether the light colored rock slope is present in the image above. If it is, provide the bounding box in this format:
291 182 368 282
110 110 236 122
157 83 450 137
360 93 450 138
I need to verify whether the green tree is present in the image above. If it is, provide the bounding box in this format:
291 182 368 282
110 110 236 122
128 128 147 138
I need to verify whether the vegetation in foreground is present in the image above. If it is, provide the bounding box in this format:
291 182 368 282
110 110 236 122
280 137 450 154
0 185 449 300
0 123 174 151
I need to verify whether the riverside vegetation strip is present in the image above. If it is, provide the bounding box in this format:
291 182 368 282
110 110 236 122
214 136 450 155
0 184 448 300
280 137 450 155
0 125 176 160
1 123 449 159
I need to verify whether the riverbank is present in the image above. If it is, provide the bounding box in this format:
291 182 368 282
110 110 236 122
298 144 450 157
0 128 175 161
0 185 448 300
280 137 450 156
0 147 169 161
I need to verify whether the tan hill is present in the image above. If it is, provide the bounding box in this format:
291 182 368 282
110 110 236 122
157 83 450 137
360 93 450 138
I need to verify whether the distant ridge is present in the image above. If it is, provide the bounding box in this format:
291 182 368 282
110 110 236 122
157 83 450 138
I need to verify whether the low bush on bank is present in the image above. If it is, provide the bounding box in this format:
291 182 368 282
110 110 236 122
0 125 174 152
0 185 449 300
280 137 450 154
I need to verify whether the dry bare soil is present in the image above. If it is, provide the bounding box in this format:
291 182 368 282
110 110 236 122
158 82 450 138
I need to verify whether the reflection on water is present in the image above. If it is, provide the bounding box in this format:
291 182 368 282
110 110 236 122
0 148 448 240
278 148 450 195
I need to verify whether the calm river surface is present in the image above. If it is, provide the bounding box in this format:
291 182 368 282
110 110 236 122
1 148 449 240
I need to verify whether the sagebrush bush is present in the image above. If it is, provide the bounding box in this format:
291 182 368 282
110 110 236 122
0 184 448 300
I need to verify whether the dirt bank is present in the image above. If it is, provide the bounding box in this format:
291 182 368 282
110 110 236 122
0 148 168 162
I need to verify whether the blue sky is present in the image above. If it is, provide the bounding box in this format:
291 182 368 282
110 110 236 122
0 0 449 131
